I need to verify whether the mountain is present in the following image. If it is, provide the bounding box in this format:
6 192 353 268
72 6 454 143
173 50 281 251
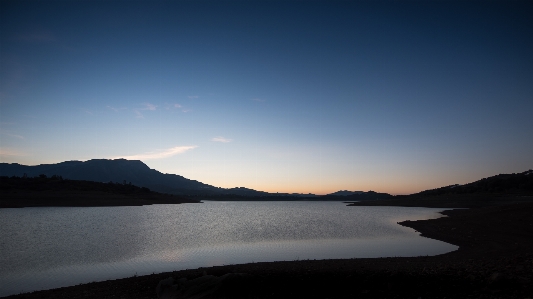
322 190 394 201
0 159 398 199
0 159 221 196
347 170 533 208
0 159 281 196
413 170 533 197
0 175 200 208
326 190 364 196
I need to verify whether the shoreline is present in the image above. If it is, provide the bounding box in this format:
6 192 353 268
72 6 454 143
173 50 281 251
0 191 201 208
4 201 533 298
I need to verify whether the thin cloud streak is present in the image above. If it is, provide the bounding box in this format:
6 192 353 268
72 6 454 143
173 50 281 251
144 103 157 111
0 130 24 139
134 102 157 118
82 109 93 115
134 110 144 118
107 105 127 112
188 95 199 99
212 136 232 143
115 146 197 160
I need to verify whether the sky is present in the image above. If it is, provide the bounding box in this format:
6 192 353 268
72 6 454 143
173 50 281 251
1 1 532 195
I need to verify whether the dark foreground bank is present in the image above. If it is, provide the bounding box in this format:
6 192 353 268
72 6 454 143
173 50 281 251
5 201 533 299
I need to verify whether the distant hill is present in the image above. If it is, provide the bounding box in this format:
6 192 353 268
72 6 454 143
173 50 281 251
0 175 200 208
326 190 364 196
0 159 217 195
3 159 529 202
0 159 271 196
322 190 393 201
347 170 533 208
413 170 533 197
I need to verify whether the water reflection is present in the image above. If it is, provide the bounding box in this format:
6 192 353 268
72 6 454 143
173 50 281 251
0 206 149 273
0 201 457 296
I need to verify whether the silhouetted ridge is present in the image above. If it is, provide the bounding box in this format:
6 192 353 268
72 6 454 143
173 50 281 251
0 174 153 194
0 174 200 208
326 190 364 196
322 190 393 201
0 159 218 195
414 170 533 196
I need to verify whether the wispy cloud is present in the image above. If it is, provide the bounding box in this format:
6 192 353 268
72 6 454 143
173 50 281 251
144 103 157 111
212 136 232 143
166 103 191 113
82 109 93 115
107 105 127 112
134 110 144 119
0 130 24 139
134 103 157 118
0 147 26 156
115 146 197 160
188 95 199 99
165 103 182 110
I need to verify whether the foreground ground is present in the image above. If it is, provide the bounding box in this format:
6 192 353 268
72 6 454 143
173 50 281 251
5 199 533 299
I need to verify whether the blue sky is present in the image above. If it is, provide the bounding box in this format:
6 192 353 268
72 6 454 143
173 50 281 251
1 1 532 195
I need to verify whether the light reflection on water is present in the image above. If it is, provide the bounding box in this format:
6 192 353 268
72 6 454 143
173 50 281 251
0 201 457 296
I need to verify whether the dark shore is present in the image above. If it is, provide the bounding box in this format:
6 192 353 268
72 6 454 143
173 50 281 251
5 198 533 299
347 193 533 208
0 190 200 208
0 176 200 208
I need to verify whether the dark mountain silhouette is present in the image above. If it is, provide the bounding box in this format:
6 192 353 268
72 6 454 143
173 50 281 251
2 159 530 203
326 190 364 196
0 159 219 195
321 190 394 201
412 169 533 197
0 159 273 197
223 187 269 196
0 175 200 208
348 170 533 208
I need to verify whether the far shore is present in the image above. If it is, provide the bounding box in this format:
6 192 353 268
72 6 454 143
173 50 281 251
347 193 533 208
0 190 200 208
4 197 533 298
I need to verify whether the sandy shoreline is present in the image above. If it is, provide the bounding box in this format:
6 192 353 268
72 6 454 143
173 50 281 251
4 200 533 298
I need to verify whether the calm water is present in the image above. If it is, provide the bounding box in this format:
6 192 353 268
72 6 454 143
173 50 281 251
0 201 457 296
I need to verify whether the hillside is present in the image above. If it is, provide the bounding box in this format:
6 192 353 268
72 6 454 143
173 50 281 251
2 159 532 205
320 190 393 201
348 170 533 208
0 159 282 197
413 170 533 196
0 175 200 208
0 159 231 196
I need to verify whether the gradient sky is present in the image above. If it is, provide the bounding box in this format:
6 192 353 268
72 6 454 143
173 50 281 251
1 1 532 195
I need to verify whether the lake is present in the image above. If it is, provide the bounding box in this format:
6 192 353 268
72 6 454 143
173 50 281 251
0 201 457 296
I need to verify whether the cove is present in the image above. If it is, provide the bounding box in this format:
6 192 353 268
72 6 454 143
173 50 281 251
0 201 457 296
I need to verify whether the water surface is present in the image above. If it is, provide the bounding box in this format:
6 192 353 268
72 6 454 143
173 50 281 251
0 201 456 296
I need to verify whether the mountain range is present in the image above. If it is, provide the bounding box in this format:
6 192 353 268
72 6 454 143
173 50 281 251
2 159 532 199
411 169 533 196
0 159 219 195
0 159 397 199
0 159 276 197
